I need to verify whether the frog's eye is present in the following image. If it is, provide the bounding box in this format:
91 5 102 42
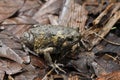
23 32 34 42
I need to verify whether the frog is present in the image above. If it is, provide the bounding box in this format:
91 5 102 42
21 24 80 73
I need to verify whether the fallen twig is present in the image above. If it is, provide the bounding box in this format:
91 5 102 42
94 32 120 46
82 10 120 50
93 3 114 25
42 68 54 80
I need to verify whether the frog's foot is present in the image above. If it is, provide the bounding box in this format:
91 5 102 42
50 61 66 74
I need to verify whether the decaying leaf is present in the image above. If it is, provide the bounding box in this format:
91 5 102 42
0 59 23 75
58 0 88 33
3 16 37 25
0 0 24 23
19 0 41 13
14 50 30 64
15 64 45 80
96 71 120 80
0 40 23 64
92 33 120 54
0 32 22 49
0 71 5 80
58 0 74 26
33 0 64 23
1 15 37 38
91 61 107 77
93 52 120 77
68 52 95 74
68 75 79 80
81 4 120 50
31 55 46 68
0 0 119 79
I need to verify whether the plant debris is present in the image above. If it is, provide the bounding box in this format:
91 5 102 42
0 0 120 80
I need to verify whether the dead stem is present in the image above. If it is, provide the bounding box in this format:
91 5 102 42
94 32 120 46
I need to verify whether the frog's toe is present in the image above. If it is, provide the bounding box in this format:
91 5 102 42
50 61 66 74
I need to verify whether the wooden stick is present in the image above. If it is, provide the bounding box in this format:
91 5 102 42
93 3 114 25
92 11 120 47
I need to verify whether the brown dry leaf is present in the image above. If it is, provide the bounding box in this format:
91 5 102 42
68 75 79 80
19 0 41 13
0 59 23 75
0 0 24 23
31 55 46 68
58 0 74 26
14 50 30 64
94 54 120 76
45 74 67 80
91 61 107 77
81 4 120 50
96 71 120 80
1 38 21 49
6 25 31 39
0 40 24 64
22 64 36 73
34 77 42 80
2 16 37 38
33 0 64 23
48 14 59 25
58 0 88 33
69 4 88 33
0 32 22 49
19 0 42 17
15 64 45 80
0 70 5 80
84 0 104 15
68 52 95 74
2 15 37 25
14 75 26 80
92 33 120 54
33 14 50 24
14 71 38 80
0 32 30 63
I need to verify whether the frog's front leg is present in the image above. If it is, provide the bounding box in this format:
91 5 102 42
40 47 53 65
37 47 66 74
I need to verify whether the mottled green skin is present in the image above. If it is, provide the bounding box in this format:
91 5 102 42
22 25 80 53
21 24 80 65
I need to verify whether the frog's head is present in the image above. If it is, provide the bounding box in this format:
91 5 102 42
21 32 34 46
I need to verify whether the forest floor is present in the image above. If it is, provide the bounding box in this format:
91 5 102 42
0 0 120 80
